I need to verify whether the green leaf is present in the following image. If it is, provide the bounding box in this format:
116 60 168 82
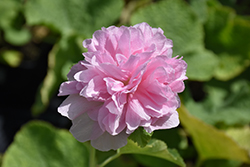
0 0 31 45
128 127 153 148
226 126 250 152
120 139 186 167
31 36 82 115
178 104 250 165
214 53 249 81
184 79 250 126
2 121 89 167
184 49 219 81
24 0 124 38
204 2 250 80
190 0 209 24
0 50 23 67
28 0 124 115
130 0 220 81
131 0 204 56
133 154 178 167
205 1 250 57
4 27 31 46
203 159 242 167
0 0 21 29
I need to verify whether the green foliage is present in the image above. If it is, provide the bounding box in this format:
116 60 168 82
178 104 250 165
128 127 153 147
226 126 250 152
1 0 250 166
133 154 179 167
190 0 209 23
203 159 242 167
131 0 204 56
130 0 220 81
2 121 89 167
0 50 23 67
131 0 250 81
31 37 83 115
0 0 20 28
184 49 219 81
184 79 250 126
25 0 124 115
204 1 250 80
120 139 186 167
0 0 31 45
24 0 124 38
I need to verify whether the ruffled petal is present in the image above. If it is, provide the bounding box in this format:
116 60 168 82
134 22 153 42
98 100 126 135
117 28 131 58
74 68 99 83
80 76 109 101
100 63 130 81
70 112 104 142
125 97 150 134
145 111 180 133
104 77 124 95
169 80 185 93
129 27 144 54
58 94 102 120
67 61 87 81
58 81 84 96
58 22 187 151
91 130 129 151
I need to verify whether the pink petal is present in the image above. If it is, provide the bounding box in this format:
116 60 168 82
80 76 109 101
125 97 150 133
166 56 188 79
58 94 102 120
169 80 185 93
104 77 124 95
100 63 129 81
117 28 131 58
98 100 126 135
134 91 166 118
92 30 108 52
67 61 87 81
145 111 180 133
111 91 127 110
57 23 188 151
126 61 148 93
58 81 83 96
129 27 144 54
94 53 115 65
104 33 118 58
70 112 104 142
115 53 127 66
83 39 96 52
121 54 140 72
87 104 102 121
91 131 129 151
133 22 153 42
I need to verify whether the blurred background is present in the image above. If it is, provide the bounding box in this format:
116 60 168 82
0 0 250 167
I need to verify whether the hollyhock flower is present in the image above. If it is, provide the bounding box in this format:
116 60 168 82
58 22 187 151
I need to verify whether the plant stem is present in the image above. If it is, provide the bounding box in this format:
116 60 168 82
89 145 96 167
98 149 121 167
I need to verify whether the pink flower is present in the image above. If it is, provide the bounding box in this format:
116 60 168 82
58 22 187 151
